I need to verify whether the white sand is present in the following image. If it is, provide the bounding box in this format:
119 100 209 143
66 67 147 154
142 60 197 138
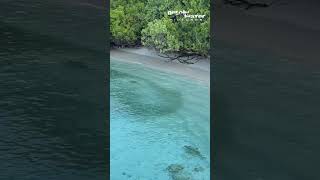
110 48 210 85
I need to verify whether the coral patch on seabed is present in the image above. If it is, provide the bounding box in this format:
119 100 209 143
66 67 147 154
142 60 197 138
166 164 192 180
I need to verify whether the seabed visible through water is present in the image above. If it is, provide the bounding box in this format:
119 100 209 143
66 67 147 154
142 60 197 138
110 60 210 180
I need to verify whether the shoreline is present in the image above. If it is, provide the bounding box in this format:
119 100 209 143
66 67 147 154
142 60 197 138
110 48 210 86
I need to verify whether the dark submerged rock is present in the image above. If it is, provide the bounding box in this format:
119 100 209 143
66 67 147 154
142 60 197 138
166 164 192 180
167 164 184 173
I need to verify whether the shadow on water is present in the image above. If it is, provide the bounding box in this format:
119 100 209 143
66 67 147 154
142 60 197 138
213 42 320 180
0 21 107 179
111 69 183 117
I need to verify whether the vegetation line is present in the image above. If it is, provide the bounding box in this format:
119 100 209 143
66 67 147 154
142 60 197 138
111 0 210 63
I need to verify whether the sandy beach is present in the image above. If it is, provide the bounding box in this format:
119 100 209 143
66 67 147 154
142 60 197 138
111 48 210 85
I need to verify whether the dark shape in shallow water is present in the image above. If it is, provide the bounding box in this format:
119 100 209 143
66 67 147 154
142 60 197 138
167 164 184 174
183 145 205 159
111 69 183 117
166 164 191 180
193 166 204 172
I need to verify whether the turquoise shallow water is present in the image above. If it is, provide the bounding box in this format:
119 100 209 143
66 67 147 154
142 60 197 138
110 60 210 179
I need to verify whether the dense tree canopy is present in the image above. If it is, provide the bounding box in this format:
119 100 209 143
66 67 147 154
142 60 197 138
111 0 210 58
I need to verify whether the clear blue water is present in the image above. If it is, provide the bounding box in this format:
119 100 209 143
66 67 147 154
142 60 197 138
110 60 210 179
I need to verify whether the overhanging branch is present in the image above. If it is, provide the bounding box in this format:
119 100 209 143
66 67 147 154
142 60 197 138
158 51 204 64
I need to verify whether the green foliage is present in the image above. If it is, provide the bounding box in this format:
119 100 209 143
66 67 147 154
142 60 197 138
141 18 180 53
110 0 146 46
111 0 210 56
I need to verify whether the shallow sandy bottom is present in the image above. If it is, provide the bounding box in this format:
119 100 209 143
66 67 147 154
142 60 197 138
110 57 210 179
111 48 210 86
